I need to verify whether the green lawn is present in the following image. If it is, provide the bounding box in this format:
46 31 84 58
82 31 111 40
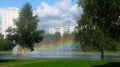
0 60 120 67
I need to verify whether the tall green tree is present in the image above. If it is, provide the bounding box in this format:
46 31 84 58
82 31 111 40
7 3 44 51
75 0 120 60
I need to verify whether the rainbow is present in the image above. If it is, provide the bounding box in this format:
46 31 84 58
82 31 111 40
33 38 75 52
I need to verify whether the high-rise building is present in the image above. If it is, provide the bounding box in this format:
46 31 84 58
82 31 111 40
0 9 3 33
49 24 78 36
1 7 19 37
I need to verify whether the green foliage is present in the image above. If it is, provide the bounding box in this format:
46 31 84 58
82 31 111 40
62 32 73 39
5 27 17 50
75 0 120 59
6 3 44 51
78 0 120 41
42 32 61 43
0 35 7 50
16 3 44 51
75 23 112 51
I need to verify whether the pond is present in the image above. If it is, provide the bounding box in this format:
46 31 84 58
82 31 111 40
0 44 120 60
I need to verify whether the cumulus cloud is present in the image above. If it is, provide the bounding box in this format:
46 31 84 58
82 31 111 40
36 0 83 32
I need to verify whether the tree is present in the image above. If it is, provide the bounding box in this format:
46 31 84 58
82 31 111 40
6 3 44 51
0 34 7 51
43 32 61 43
5 27 16 50
75 0 120 60
53 32 61 42
78 0 120 42
62 32 73 39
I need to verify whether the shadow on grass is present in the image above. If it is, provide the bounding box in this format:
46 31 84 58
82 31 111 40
92 62 120 67
0 60 16 63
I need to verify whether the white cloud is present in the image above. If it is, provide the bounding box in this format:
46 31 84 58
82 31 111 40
37 2 61 17
36 0 83 32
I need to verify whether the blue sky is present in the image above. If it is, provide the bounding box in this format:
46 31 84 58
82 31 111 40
0 0 78 10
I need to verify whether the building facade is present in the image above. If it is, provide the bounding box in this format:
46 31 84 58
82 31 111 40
0 9 3 33
1 7 19 37
49 24 78 36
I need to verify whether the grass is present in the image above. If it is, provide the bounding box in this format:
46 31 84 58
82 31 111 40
0 50 12 54
0 60 120 67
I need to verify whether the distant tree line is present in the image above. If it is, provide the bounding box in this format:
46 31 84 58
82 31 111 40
42 32 74 44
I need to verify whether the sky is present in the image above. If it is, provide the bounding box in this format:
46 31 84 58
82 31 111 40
0 0 83 32
0 0 78 10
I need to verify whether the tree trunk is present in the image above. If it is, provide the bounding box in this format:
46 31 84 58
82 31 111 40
30 47 34 52
101 49 104 60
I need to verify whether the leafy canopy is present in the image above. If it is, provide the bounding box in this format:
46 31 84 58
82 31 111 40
75 0 120 60
6 3 44 51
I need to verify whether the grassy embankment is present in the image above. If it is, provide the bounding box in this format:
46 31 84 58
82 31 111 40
0 60 120 67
